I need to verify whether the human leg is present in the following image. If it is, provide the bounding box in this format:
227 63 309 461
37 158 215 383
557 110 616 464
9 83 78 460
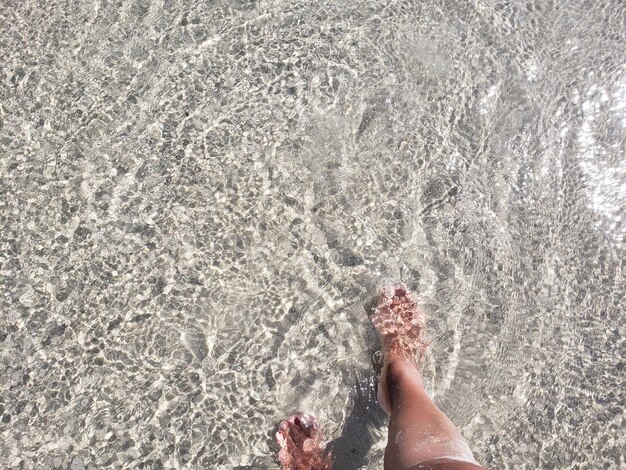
373 285 482 469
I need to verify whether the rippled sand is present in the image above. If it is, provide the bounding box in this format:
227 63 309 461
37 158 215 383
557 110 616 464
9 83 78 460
1 0 624 468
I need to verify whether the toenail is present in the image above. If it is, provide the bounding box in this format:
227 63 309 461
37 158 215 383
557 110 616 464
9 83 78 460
299 415 314 433
303 438 314 452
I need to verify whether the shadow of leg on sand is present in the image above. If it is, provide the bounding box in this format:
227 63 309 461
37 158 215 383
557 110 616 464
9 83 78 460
326 294 388 469
326 373 388 470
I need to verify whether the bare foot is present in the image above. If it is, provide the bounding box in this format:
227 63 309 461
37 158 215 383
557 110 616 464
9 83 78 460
371 284 427 414
276 414 332 469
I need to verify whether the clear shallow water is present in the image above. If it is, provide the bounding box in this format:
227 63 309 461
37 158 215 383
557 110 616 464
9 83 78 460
1 0 624 468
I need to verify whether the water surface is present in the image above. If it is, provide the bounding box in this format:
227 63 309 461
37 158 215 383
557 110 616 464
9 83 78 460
1 0 624 468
